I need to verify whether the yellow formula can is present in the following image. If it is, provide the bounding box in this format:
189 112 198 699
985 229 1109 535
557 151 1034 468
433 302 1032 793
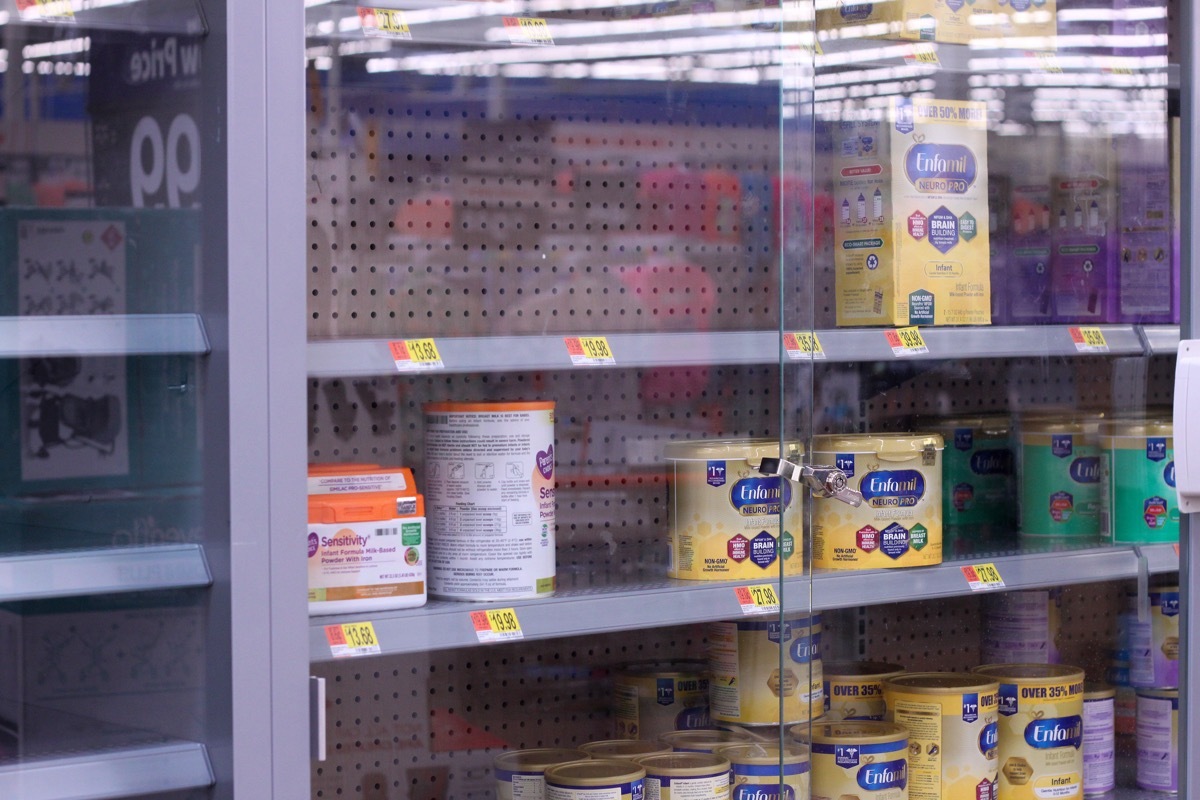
821 661 906 721
883 672 999 800
974 664 1086 800
717 743 810 800
811 433 944 570
664 438 803 580
633 753 732 800
660 729 755 754
581 740 674 760
544 760 646 800
797 721 909 800
707 614 823 726
494 749 591 800
612 661 710 741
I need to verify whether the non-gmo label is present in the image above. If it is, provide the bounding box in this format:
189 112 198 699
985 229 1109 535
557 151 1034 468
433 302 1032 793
401 523 422 545
909 288 935 325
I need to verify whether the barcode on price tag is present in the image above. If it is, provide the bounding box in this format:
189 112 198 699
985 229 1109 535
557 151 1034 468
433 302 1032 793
1068 327 1108 353
564 336 616 366
961 563 1006 591
886 327 929 357
358 6 412 38
325 622 382 658
471 608 525 643
389 339 444 371
784 332 826 360
735 584 781 615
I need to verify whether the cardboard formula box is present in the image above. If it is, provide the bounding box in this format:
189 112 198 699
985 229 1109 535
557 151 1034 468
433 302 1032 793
817 0 996 45
832 97 991 327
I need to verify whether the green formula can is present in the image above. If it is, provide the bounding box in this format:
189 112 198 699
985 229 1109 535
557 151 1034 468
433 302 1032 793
929 415 1015 549
1100 418 1178 544
1019 417 1102 538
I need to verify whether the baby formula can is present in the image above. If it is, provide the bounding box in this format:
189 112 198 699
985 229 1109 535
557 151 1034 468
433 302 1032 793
1130 586 1180 688
798 721 908 800
544 760 646 800
928 415 1016 550
1135 687 1178 793
613 661 711 741
1082 684 1115 796
707 613 823 726
1019 417 1102 538
581 740 673 760
664 438 803 581
660 729 755 754
973 663 1085 800
1099 418 1178 544
820 661 906 721
306 467 427 615
423 401 555 600
495 749 591 800
883 672 999 800
981 589 1062 665
716 743 810 800
633 753 731 800
810 433 944 570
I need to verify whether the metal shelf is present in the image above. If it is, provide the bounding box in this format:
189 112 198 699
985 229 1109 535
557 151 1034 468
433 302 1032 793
0 544 212 602
309 541 1178 660
1141 325 1182 356
308 324 1162 377
0 742 214 800
0 314 210 359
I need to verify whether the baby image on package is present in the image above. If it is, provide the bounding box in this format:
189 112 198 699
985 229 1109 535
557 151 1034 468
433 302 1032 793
832 97 991 327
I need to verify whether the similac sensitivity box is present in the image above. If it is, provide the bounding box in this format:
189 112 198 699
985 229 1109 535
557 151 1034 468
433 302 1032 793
832 97 991 327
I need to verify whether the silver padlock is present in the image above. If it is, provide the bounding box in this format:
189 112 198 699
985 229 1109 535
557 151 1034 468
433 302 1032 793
757 457 863 507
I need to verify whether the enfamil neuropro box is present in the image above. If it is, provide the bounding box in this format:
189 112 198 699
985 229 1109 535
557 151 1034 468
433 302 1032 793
832 97 991 327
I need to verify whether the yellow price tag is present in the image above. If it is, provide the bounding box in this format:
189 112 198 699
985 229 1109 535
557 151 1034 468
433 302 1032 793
19 0 74 21
886 327 929 356
736 584 781 614
389 339 444 371
1069 327 1108 353
358 6 411 39
565 336 616 365
472 608 525 642
325 621 382 657
906 44 939 65
1033 51 1063 73
785 331 826 360
961 563 1006 591
503 16 554 45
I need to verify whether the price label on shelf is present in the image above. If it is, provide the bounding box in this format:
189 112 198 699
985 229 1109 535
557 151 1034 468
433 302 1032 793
904 43 939 65
471 608 525 643
16 0 75 22
784 331 826 360
961 563 1006 592
885 327 929 357
1030 50 1063 73
1068 327 1108 353
358 6 412 39
503 17 554 46
389 339 444 371
565 336 616 366
735 584 781 615
325 622 382 658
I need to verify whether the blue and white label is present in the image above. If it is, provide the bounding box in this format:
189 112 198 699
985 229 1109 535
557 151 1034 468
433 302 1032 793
1024 715 1083 750
857 760 907 792
1155 591 1180 617
836 453 856 477
749 530 778 569
1146 437 1167 462
904 144 978 194
656 677 675 706
955 427 973 451
979 721 999 755
963 692 981 723
731 477 791 516
861 470 926 507
1052 434 1073 458
707 460 727 487
928 206 960 254
1165 460 1176 487
835 745 861 769
839 3 873 21
894 98 914 135
1069 456 1101 484
998 684 1019 717
880 523 910 559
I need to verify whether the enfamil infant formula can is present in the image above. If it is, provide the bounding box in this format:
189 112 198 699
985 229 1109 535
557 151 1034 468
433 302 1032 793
612 661 710 741
633 753 731 800
544 760 646 800
821 661 906 721
794 720 909 800
716 744 810 800
494 749 591 800
707 613 823 726
664 438 803 581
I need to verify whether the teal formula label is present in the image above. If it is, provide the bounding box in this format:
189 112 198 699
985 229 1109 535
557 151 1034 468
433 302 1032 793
942 425 1014 542
1101 435 1178 544
1020 430 1101 538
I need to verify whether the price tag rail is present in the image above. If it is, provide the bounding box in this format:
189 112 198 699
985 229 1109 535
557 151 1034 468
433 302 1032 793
307 542 1177 660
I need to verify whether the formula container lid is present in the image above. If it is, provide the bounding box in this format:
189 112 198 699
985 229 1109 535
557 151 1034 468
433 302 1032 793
799 721 908 747
1017 414 1101 436
663 437 801 463
494 749 591 773
307 465 417 496
580 740 673 759
811 432 943 458
1098 419 1173 438
661 729 755 753
307 490 425 524
543 759 646 786
1084 683 1116 700
616 661 708 680
1135 687 1179 699
822 661 905 680
425 400 555 413
714 742 809 767
974 663 1085 683
884 672 1000 694
633 752 731 776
